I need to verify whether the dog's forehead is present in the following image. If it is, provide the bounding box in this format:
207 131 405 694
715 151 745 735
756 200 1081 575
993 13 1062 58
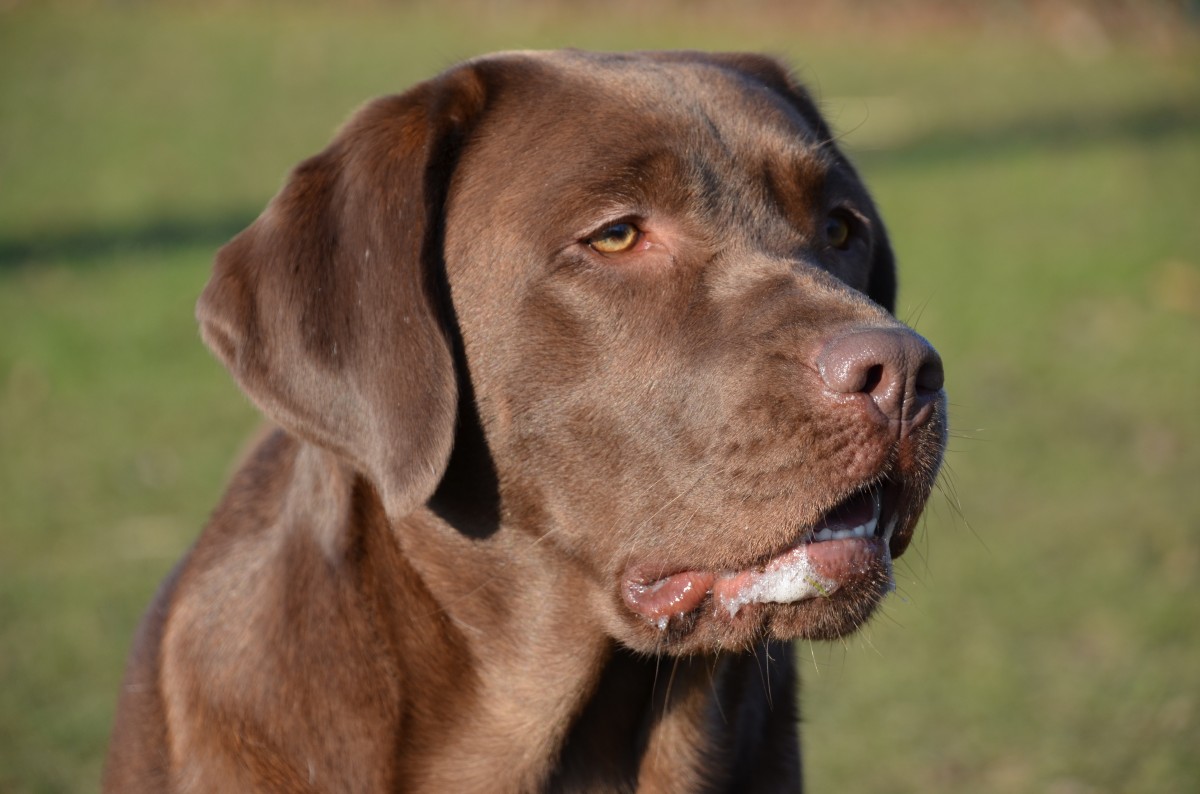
450 50 836 240
485 50 826 155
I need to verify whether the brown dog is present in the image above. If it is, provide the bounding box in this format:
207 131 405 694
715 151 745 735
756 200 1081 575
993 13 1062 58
104 50 946 793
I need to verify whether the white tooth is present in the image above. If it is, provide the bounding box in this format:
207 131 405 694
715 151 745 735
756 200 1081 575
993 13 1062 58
815 528 834 542
882 543 896 594
864 515 878 537
883 515 898 543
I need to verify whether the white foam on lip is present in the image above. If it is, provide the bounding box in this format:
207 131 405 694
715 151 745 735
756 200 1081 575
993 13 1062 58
718 546 837 617
720 500 900 617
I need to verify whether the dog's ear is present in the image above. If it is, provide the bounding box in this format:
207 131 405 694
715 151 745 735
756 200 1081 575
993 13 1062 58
197 66 488 521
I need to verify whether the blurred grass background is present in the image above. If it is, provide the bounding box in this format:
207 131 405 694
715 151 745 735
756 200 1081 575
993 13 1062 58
1 1 1197 791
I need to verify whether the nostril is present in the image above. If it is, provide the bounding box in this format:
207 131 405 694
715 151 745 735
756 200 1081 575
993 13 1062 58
914 353 945 397
861 364 885 395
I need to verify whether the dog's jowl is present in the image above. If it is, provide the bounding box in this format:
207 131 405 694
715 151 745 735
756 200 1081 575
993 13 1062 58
105 50 947 793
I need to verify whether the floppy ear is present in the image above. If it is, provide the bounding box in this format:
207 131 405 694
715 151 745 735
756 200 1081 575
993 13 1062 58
196 66 488 521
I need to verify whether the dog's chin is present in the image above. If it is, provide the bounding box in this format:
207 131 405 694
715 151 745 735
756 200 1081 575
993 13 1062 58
614 483 913 654
616 545 895 655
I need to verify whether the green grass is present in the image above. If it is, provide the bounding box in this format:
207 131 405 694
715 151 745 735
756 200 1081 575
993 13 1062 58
2 3 1198 792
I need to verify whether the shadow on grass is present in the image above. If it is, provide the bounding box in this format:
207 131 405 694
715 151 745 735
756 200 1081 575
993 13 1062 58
0 209 258 270
853 96 1200 169
2 98 1196 270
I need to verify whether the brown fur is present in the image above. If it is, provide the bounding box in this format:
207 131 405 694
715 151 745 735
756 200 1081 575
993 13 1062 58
105 50 947 793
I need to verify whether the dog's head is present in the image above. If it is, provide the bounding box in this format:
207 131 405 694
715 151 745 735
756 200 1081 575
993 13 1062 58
198 50 946 654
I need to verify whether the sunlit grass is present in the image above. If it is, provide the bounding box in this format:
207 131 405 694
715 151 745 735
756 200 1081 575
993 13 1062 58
2 3 1197 792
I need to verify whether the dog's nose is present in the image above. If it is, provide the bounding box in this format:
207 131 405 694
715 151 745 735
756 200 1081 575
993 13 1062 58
816 327 944 432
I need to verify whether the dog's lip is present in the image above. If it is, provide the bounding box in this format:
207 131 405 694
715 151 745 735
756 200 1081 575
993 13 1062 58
622 482 899 626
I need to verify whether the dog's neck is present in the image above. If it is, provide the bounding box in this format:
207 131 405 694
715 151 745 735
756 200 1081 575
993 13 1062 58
547 644 802 792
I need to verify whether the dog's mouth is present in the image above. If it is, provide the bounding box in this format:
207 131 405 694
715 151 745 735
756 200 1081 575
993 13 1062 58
622 480 902 630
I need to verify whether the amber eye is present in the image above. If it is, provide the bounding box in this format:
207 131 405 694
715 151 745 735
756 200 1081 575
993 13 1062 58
824 212 852 250
588 222 641 254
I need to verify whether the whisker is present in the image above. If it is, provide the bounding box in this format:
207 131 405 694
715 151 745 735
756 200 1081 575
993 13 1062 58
624 456 721 558
751 641 774 710
902 293 935 330
663 655 682 711
709 651 729 724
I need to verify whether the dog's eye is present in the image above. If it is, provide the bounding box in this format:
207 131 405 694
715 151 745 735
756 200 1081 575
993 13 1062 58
588 223 641 254
824 212 852 250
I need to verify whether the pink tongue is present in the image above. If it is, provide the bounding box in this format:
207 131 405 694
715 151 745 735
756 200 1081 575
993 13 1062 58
623 571 715 619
